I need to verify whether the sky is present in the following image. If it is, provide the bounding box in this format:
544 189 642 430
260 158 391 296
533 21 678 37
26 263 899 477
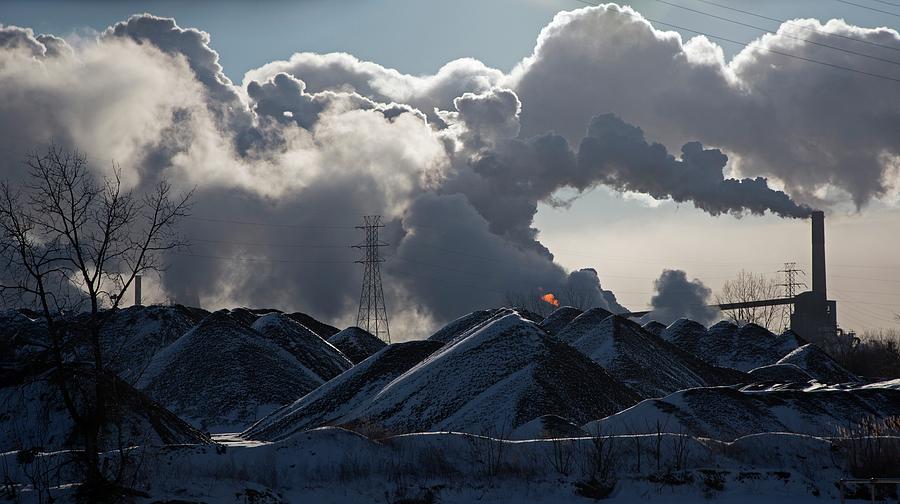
1 0 899 336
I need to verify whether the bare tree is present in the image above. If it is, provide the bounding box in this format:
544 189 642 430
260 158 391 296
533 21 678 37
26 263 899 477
0 145 191 499
715 270 782 331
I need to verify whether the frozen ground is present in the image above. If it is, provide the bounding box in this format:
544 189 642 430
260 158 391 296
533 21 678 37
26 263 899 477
1 426 873 503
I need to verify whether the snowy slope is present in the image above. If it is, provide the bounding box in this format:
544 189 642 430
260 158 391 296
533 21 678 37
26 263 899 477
242 340 444 441
97 305 206 382
426 308 502 343
0 309 47 362
557 312 747 398
590 383 900 440
285 311 340 339
0 366 209 452
326 326 386 364
748 363 813 383
251 312 351 381
663 319 804 371
641 320 666 337
538 306 583 336
509 414 588 440
349 311 641 435
138 310 325 432
776 344 859 383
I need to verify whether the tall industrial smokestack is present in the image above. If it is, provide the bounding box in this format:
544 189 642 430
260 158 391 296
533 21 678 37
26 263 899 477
811 210 826 297
135 274 142 306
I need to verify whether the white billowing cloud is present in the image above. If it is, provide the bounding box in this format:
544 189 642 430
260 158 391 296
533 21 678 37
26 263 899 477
0 27 206 187
243 52 505 123
508 4 900 207
3 5 900 336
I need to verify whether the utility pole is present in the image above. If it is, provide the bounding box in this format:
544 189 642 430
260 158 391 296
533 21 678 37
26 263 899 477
353 215 391 343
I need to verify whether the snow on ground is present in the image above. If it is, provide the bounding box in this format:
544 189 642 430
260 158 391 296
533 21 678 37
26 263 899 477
589 383 900 440
0 366 209 452
2 427 864 503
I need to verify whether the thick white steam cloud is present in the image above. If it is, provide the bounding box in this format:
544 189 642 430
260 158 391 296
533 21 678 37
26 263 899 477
2 4 898 336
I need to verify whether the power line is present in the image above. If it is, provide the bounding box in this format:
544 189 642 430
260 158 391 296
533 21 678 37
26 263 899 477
692 0 900 54
831 274 900 285
870 0 900 9
168 251 354 264
185 215 355 229
189 237 351 249
834 0 900 18
649 0 900 67
569 0 900 84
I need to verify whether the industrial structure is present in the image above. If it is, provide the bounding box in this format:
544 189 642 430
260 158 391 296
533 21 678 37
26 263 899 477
789 211 838 341
627 210 840 342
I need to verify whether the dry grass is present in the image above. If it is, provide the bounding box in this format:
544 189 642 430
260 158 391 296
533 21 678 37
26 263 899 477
836 416 900 478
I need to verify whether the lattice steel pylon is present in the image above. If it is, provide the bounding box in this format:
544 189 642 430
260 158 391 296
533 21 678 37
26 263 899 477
778 261 806 330
353 215 391 343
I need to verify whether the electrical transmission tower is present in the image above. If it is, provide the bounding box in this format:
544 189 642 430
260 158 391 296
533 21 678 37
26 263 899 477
353 215 391 343
778 262 806 304
778 262 806 329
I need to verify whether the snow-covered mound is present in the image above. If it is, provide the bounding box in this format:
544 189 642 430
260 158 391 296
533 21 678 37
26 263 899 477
663 320 804 371
251 313 351 381
659 317 706 342
552 307 612 339
557 312 747 398
344 311 641 435
327 326 386 364
538 306 582 336
0 310 47 362
641 320 666 337
227 307 277 326
0 305 205 382
510 414 587 440
776 344 859 383
0 366 209 452
426 308 501 343
243 340 445 441
590 384 900 440
286 311 340 339
97 305 206 381
748 363 813 383
138 310 325 432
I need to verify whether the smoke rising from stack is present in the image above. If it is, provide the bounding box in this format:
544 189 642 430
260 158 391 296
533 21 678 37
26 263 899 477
0 6 894 336
648 269 718 326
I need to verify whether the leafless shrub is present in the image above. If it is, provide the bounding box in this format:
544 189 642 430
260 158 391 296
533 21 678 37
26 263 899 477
835 416 900 478
670 431 691 472
544 437 576 476
465 420 513 483
579 424 619 483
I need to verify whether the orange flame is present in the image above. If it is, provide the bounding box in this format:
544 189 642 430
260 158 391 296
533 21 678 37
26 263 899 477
541 293 560 307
